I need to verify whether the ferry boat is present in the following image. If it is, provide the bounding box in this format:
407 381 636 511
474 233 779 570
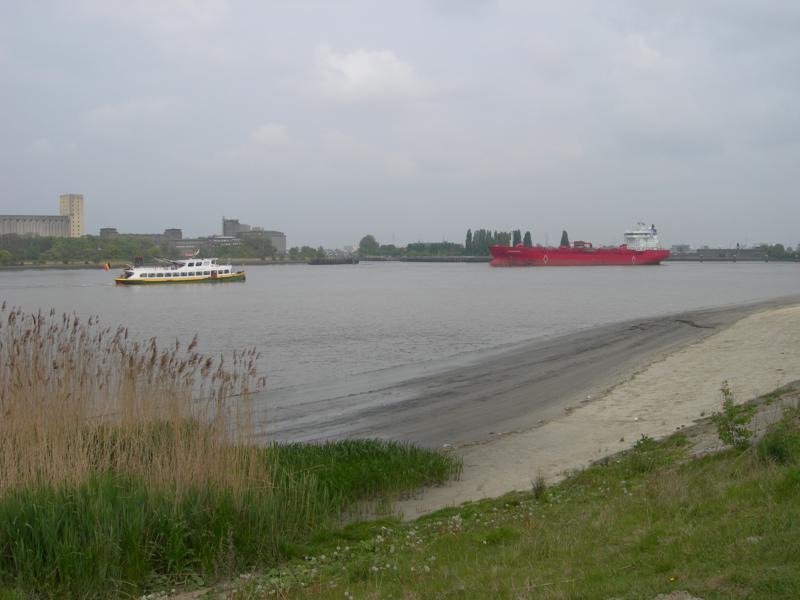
489 223 670 267
115 257 246 285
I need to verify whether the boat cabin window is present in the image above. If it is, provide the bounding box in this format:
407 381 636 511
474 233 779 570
156 273 163 278
204 271 210 275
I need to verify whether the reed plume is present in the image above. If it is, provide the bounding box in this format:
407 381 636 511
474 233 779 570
0 304 268 495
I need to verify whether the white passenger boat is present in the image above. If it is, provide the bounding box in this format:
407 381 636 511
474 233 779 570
115 257 245 285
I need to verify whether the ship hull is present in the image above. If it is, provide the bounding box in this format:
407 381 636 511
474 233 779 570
489 245 669 267
115 271 246 284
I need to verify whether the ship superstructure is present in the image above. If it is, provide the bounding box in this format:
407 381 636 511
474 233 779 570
623 223 662 251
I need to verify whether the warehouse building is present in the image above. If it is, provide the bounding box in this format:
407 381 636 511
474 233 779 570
0 194 84 238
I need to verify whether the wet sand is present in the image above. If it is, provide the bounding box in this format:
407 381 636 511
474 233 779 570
266 297 800 449
396 299 800 519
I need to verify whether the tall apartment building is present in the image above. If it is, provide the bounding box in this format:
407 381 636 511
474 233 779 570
59 194 84 238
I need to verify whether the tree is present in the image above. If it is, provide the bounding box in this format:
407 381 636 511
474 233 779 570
379 244 401 256
0 249 14 266
767 243 787 259
512 230 522 246
465 229 512 255
465 229 472 253
712 381 756 449
523 231 532 247
560 230 570 247
241 235 276 259
359 234 380 256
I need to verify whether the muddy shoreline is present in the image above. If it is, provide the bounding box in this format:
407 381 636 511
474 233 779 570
264 296 800 447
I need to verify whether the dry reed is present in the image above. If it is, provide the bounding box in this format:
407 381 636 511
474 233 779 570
0 303 268 495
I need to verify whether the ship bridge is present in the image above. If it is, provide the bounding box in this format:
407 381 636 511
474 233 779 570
624 223 661 251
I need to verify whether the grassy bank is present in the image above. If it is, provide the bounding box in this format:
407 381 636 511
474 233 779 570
0 307 460 598
232 394 800 599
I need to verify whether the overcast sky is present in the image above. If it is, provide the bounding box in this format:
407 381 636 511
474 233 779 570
1 1 799 248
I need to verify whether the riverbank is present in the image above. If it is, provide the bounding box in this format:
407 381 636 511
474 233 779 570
0 257 308 270
395 300 800 518
0 307 461 598
667 256 799 263
233 385 800 599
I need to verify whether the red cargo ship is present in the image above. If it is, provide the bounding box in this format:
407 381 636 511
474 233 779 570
490 223 670 267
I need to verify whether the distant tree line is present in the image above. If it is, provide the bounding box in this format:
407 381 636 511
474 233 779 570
0 234 179 265
406 241 465 256
288 246 327 260
358 234 469 257
760 243 798 259
355 229 538 258
0 233 280 265
464 229 513 255
357 234 409 257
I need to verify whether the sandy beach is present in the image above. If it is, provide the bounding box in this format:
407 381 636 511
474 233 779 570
397 301 800 519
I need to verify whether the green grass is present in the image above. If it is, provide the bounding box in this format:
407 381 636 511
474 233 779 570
269 440 461 507
233 410 800 600
0 437 460 599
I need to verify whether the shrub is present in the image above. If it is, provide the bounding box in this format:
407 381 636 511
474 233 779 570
757 407 800 465
624 434 663 474
711 381 756 449
531 474 547 500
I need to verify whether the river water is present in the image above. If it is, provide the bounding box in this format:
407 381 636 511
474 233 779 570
2 262 799 427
